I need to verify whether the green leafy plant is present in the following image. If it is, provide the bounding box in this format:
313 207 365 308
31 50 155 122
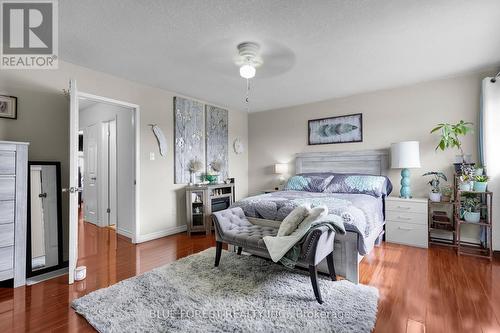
462 195 481 213
441 185 453 197
422 171 447 193
459 164 475 183
431 120 473 163
475 175 489 182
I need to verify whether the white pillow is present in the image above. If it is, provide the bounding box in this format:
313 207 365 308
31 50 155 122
297 205 328 230
277 205 309 236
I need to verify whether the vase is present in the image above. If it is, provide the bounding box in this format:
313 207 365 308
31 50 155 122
429 192 442 202
464 211 480 223
473 181 487 192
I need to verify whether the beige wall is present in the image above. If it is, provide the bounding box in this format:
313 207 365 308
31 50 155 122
249 69 496 242
0 61 248 251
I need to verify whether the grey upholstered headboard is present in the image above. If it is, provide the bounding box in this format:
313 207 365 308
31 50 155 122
295 149 390 176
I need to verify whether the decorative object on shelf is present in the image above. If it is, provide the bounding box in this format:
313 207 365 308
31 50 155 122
0 95 17 119
422 171 447 202
430 120 473 173
474 165 484 176
174 97 205 184
203 174 218 184
274 163 289 186
206 105 228 181
208 160 223 184
391 141 421 199
461 195 481 223
188 158 204 185
473 175 488 192
458 164 475 191
233 137 245 154
441 185 453 202
148 124 167 157
308 113 362 145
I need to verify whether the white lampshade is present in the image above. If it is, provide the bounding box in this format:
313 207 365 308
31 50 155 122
274 163 288 174
391 141 421 169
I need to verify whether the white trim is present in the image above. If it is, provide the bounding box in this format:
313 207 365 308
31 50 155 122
76 91 141 244
135 225 187 243
116 227 135 240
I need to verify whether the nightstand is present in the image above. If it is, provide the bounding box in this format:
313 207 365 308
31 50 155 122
385 197 428 248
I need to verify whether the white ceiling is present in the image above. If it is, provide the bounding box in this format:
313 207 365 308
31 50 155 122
60 1 500 112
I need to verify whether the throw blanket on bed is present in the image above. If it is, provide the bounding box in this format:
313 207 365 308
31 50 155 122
263 214 346 268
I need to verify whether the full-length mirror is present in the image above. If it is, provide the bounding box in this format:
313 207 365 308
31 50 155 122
27 161 64 277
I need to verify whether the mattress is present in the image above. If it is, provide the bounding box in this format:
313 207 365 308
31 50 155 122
231 190 385 255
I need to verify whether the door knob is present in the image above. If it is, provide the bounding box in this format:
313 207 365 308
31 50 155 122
62 187 83 193
38 193 47 198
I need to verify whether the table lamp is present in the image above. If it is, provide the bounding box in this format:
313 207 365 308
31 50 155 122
391 141 421 199
274 163 288 186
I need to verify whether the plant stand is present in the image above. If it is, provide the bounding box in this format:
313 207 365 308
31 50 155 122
454 190 493 260
428 201 456 247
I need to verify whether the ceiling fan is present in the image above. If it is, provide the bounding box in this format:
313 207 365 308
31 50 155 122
234 42 263 111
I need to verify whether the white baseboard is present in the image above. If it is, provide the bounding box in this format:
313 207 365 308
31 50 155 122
135 225 187 243
117 227 134 240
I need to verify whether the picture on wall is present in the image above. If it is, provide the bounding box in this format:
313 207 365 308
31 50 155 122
206 105 228 181
308 113 362 145
0 95 17 119
174 97 205 184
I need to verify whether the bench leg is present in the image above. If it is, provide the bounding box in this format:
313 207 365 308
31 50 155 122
215 241 223 267
237 247 242 255
326 252 337 281
309 265 323 304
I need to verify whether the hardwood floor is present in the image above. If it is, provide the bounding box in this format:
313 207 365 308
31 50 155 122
1 221 499 332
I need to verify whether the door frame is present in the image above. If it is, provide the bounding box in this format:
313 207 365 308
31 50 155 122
77 92 141 243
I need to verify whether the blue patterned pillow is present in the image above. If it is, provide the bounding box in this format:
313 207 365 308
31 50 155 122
284 174 334 192
324 174 392 197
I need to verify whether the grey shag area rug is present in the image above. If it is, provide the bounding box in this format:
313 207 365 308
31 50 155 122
72 248 379 333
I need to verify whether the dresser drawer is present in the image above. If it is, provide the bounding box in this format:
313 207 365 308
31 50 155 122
0 177 15 201
0 246 14 271
0 151 15 175
386 211 427 225
386 200 427 214
386 221 428 248
0 201 14 224
0 224 14 247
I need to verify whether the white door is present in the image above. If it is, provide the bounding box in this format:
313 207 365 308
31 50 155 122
83 124 99 225
40 165 59 267
68 79 80 284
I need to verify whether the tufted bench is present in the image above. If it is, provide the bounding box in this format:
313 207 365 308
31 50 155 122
212 207 337 304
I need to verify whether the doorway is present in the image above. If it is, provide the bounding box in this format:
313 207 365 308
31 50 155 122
68 80 141 284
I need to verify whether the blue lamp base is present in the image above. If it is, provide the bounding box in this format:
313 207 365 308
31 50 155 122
400 168 412 199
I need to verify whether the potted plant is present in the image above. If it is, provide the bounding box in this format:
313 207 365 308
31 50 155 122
462 195 481 223
431 120 474 173
422 171 447 202
441 185 453 202
473 175 488 192
475 165 484 176
458 164 475 191
188 158 204 185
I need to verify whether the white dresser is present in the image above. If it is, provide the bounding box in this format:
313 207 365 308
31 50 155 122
0 141 28 287
385 196 428 248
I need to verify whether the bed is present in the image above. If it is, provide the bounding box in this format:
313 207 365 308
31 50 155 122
232 149 391 284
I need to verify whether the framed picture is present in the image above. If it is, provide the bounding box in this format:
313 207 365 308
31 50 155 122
308 113 362 145
0 95 17 119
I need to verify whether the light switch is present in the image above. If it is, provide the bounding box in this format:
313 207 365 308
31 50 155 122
149 152 155 161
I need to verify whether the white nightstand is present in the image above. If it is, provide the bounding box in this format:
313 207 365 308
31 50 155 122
385 197 428 248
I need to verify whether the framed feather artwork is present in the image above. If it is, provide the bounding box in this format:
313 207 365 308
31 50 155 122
308 113 363 145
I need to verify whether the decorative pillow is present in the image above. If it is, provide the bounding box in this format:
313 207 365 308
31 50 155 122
284 174 334 192
277 205 309 236
324 174 392 197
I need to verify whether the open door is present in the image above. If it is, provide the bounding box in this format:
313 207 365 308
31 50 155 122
68 79 80 284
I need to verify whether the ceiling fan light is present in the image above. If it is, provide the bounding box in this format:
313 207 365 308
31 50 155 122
239 64 256 79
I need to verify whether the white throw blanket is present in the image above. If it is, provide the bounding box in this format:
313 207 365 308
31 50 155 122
263 213 345 263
